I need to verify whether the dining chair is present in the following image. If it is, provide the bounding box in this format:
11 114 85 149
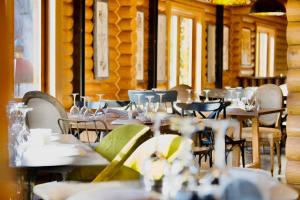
169 84 192 103
67 124 151 182
93 134 193 182
58 118 108 144
177 101 246 168
242 84 283 175
23 91 68 133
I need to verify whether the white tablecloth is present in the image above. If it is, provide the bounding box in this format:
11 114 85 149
21 134 108 167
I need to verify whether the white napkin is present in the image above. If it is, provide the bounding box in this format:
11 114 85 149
111 119 142 125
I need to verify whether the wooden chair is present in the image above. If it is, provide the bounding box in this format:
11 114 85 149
242 84 283 175
23 91 68 133
177 101 246 168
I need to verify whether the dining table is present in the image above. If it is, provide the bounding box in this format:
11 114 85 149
226 107 284 168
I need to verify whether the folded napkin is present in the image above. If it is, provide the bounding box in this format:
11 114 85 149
23 144 87 159
111 119 142 125
107 108 128 118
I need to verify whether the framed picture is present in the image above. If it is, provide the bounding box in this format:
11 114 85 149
136 11 144 81
157 14 167 82
94 0 109 79
241 28 252 66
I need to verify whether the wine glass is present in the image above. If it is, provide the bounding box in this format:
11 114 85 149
135 93 143 112
79 96 88 116
186 89 193 104
83 97 94 117
95 94 104 116
70 93 79 116
145 95 155 114
156 93 167 112
203 89 210 102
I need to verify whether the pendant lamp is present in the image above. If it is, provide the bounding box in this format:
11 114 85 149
250 0 286 16
212 0 250 6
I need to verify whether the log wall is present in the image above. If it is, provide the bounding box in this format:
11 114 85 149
286 0 300 187
69 0 287 100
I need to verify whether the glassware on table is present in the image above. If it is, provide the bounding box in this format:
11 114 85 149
70 93 79 116
83 97 94 117
143 112 169 192
14 105 33 166
186 89 193 104
156 93 167 113
203 89 210 102
95 94 104 116
79 96 88 116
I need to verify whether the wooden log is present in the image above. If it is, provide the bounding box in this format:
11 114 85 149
287 93 300 115
63 17 74 30
287 115 300 137
287 70 300 92
286 160 300 185
286 137 300 161
63 3 74 17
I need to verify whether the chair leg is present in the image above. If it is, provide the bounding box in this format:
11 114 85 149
268 138 274 176
275 141 281 175
209 150 213 168
240 143 245 168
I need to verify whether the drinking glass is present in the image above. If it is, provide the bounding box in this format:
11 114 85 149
203 89 210 102
70 93 79 116
83 97 94 117
79 96 88 115
95 94 104 116
186 89 193 104
156 93 167 112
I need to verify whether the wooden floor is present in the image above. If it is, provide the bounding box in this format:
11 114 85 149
199 146 287 183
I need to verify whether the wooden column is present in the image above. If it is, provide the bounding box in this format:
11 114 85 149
215 5 223 88
147 0 158 89
286 0 300 188
73 0 85 97
0 0 17 198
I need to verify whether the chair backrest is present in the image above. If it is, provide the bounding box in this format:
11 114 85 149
170 84 192 103
95 124 150 161
255 84 283 126
92 124 151 182
58 118 108 143
123 134 192 179
177 102 226 119
23 91 68 133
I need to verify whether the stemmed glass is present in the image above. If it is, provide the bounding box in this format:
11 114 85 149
135 93 143 112
83 97 94 117
70 93 79 116
186 89 193 104
79 96 88 116
145 96 155 115
95 94 104 116
156 93 167 112
203 89 210 102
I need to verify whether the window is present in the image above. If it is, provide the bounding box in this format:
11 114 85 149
14 0 43 97
255 26 275 77
168 3 203 94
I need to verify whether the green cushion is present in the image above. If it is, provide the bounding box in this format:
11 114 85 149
66 166 106 182
95 124 150 161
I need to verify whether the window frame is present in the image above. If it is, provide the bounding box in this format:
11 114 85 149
166 1 205 91
255 24 276 77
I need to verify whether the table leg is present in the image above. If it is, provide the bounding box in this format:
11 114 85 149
230 121 242 167
251 117 260 168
